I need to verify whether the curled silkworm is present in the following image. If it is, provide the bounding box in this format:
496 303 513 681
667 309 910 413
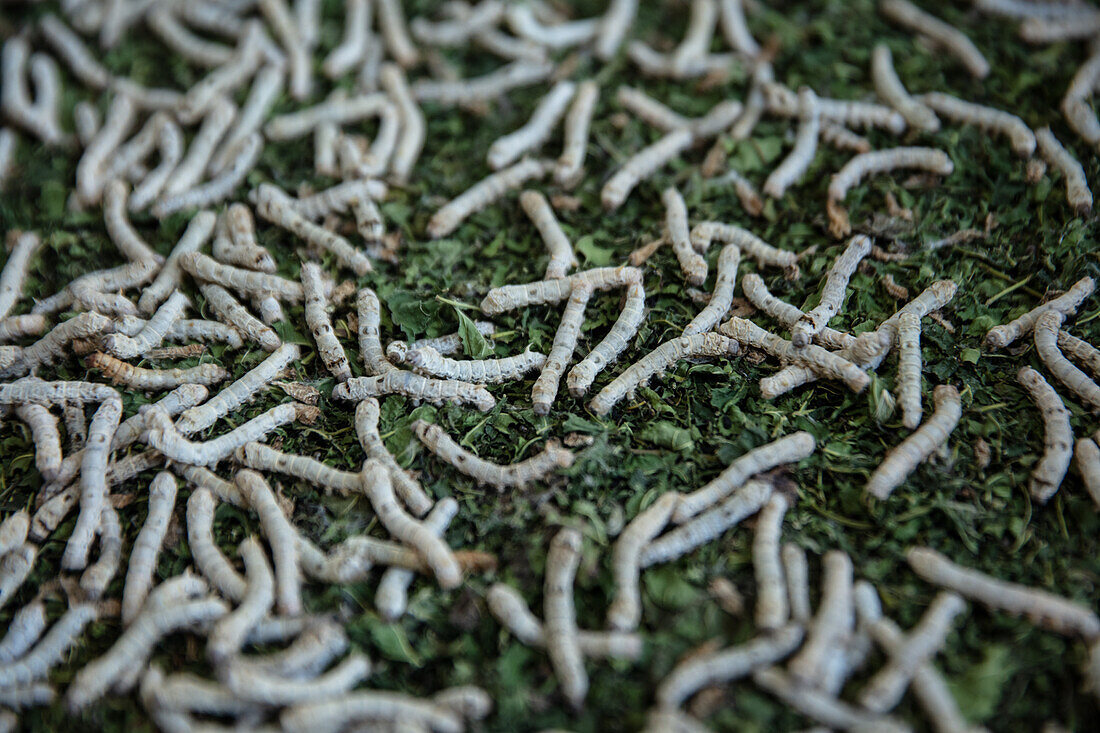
741 274 852 350
489 81 575 169
406 345 546 383
1035 127 1092 214
521 190 578 279
0 231 40 321
33 258 155 317
210 64 283 173
103 181 165 264
601 128 693 211
199 283 281 352
213 207 274 275
175 343 301 434
1035 310 1100 409
674 431 814 522
690 222 799 277
880 0 989 78
377 498 458 620
608 493 680 631
180 252 305 303
235 442 361 494
683 245 741 337
590 333 739 416
907 546 1100 638
532 282 593 416
872 44 939 132
265 91 390 140
656 623 804 709
302 262 351 382
763 87 820 198
544 528 587 709
39 15 110 89
429 158 550 238
106 290 190 359
334 370 496 411
0 599 46 663
259 0 311 100
234 470 302 616
121 471 177 624
76 94 136 205
354 399 432 517
792 235 871 347
788 550 855 690
555 80 599 185
323 0 370 78
866 384 961 500
412 59 554 105
80 504 121 600
985 277 1095 350
187 488 247 601
1 40 64 145
208 536 274 662
414 420 573 489
377 0 419 67
1018 366 1073 504
360 459 462 590
280 692 462 733
0 544 35 610
255 185 372 275
753 494 789 630
920 92 1034 157
896 311 924 429
718 0 760 56
15 404 61 482
128 118 185 213
148 402 311 467
663 187 707 286
567 279 646 396
0 603 97 688
62 396 122 572
1078 437 1100 508
481 265 642 314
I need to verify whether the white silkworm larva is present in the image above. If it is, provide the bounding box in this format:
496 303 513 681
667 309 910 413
405 345 546 383
985 276 1095 349
506 5 597 47
0 511 29 559
106 290 191 359
150 132 262 218
121 471 177 624
762 82 906 133
880 0 989 78
908 546 1100 638
782 543 812 624
859 592 967 713
0 603 97 688
410 0 504 45
1035 126 1092 214
1 313 113 378
481 265 642 314
210 64 283 173
0 314 47 342
1062 51 1100 146
360 460 462 589
595 0 637 59
255 185 372 275
0 544 35 610
683 244 741 337
544 527 587 709
656 623 804 710
690 222 800 276
75 94 135 205
532 282 593 416
607 492 680 631
376 0 419 67
627 40 737 79
235 441 361 494
521 190 578 279
428 158 550 238
265 91 390 140
866 384 961 500
63 402 86 450
663 187 707 286
567 279 646 396
1077 438 1100 509
175 343 301 434
792 234 872 347
378 63 424 183
301 262 351 382
1035 310 1100 409
1020 11 1100 42
225 652 370 706
234 470 302 615
334 370 496 411
219 203 276 272
0 599 46 663
181 251 305 303
896 311 924 429
871 43 940 132
129 118 185 213
820 121 872 154
674 431 815 522
103 181 165 264
413 420 574 490
488 81 576 170
38 15 110 88
147 4 233 67
753 493 790 630
277 179 389 221
555 80 599 185
741 274 852 350
142 213 217 314
788 550 855 689
207 536 274 662
258 0 311 101
601 128 693 211
354 399 432 517
919 92 1034 157
356 287 395 376
0 376 118 406
412 58 553 105
149 402 313 467
615 86 690 132
199 283 281 352
641 479 773 567
0 231 40 321
323 0 370 78
718 0 760 56
754 666 908 731
80 503 121 600
1 40 63 145
140 667 263 719
15 404 61 482
62 396 122 571
187 489 248 601
720 317 870 393
280 693 461 733
763 87 821 199
376 498 458 620
1017 366 1074 504
672 0 719 72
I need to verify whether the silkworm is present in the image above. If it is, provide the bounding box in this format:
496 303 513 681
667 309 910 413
1077 438 1100 509
160 96 237 199
762 82 906 133
520 190 578 279
377 498 458 620
1020 13 1100 42
0 599 46 664
80 503 121 599
0 603 97 687
908 546 1100 638
729 61 772 140
375 0 418 67
920 92 1034 157
31 487 78 541
662 187 707 286
187 488 248 601
255 185 372 275
105 290 190 359
322 0 370 78
0 314 47 342
87 351 227 391
62 396 122 571
0 231 39 322
505 4 597 48
0 512 28 558
301 262 351 382
683 245 741 337
128 118 185 213
896 311 923 429
358 36 385 91
225 652 371 707
674 431 814 522
199 283 281 352
360 459 462 590
827 148 953 237
405 345 546 384
641 479 773 567
871 44 940 132
753 666 907 731
1035 310 1100 409
103 180 165 264
410 1 504 45
259 0 311 100
334 370 496 411
0 544 35 610
370 64 422 183
235 441 361 494
607 493 680 631
859 592 966 713
265 91 390 140
180 252 305 303
217 203 276 273
717 0 760 56
233 470 302 616
741 274 852 350
595 0 637 59
985 277 1095 349
413 420 573 490
866 384 961 500
775 544 811 625
690 223 800 277
880 0 988 77
39 14 110 88
532 282 593 416
642 709 713 733
820 121 872 154
0 375 118 406
676 0 721 73
63 402 86 450
1017 366 1074 504
627 40 737 79
175 343 301 434
151 132 262 217
567 279 647 396
110 79 185 113
352 287 394 378
615 86 691 131
207 536 274 663
792 235 871 347
1035 127 1092 214
14 404 61 481
480 265 642 314
428 158 550 238
753 493 789 630
0 682 54 709
354 399 432 517
656 623 804 710
147 3 233 67
76 93 135 205
1 39 64 145
139 667 263 720
488 81 575 170
764 87 821 198
210 64 283 173
148 402 310 467
601 128 693 211
554 80 599 185
280 692 462 733
120 471 177 624
543 527 587 709
788 550 855 690
282 179 389 221
1062 52 1100 146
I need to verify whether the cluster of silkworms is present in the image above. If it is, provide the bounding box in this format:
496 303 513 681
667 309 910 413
0 0 1097 729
